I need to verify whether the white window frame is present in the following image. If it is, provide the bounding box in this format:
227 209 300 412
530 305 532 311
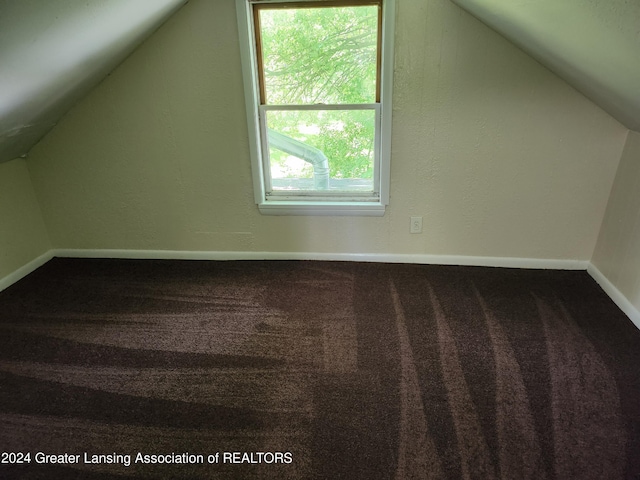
235 0 395 216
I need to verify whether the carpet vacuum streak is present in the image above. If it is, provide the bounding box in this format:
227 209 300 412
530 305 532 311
0 258 639 479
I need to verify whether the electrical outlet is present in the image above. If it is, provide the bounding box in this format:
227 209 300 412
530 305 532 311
410 216 423 234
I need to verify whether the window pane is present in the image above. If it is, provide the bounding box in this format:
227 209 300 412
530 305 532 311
265 109 376 192
259 5 378 105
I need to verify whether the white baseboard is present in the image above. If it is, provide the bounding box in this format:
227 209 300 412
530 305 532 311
587 264 640 331
52 248 589 270
0 251 55 293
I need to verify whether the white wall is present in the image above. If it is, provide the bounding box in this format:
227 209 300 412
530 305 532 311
26 0 628 261
0 158 51 285
592 131 640 315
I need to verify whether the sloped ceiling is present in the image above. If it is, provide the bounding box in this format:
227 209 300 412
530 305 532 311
2 0 638 166
452 0 640 131
451 0 640 132
0 0 187 164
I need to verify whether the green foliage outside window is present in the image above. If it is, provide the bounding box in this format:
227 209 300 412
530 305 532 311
260 5 379 182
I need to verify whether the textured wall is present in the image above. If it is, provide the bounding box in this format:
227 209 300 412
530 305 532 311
0 158 51 280
26 0 627 260
592 131 640 312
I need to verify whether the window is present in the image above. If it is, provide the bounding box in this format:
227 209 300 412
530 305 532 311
236 0 395 216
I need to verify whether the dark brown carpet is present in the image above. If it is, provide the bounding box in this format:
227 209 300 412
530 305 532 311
0 258 639 479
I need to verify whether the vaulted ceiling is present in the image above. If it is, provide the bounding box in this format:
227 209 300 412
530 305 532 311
1 0 638 165
451 0 640 132
0 0 187 164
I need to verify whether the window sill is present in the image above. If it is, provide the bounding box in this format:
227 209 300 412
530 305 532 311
257 201 386 216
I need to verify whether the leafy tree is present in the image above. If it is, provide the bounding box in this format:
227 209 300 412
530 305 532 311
259 5 378 183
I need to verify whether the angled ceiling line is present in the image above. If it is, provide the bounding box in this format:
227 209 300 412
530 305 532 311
450 0 640 132
0 0 188 164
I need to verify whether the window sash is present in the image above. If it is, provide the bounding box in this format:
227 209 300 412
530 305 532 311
252 0 383 105
259 103 381 199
